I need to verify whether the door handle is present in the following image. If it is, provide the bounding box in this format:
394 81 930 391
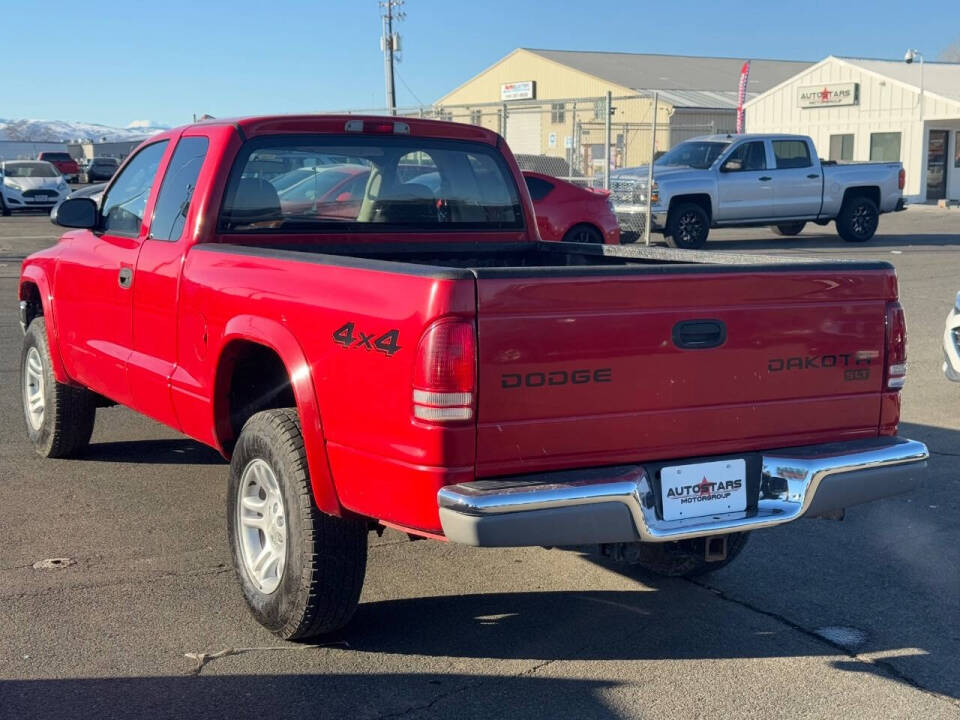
673 319 727 349
118 267 133 289
807 173 820 179
758 176 771 182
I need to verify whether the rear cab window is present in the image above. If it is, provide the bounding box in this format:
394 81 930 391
772 140 812 169
218 135 523 233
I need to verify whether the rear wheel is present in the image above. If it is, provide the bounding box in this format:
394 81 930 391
665 202 710 249
608 532 750 578
227 408 368 640
562 224 604 244
837 196 879 242
21 318 96 458
772 221 806 236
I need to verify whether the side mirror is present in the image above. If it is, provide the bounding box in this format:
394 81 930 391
721 159 743 173
51 197 98 229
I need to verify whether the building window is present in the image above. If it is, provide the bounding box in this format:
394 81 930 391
829 134 854 162
470 109 483 126
593 100 605 120
870 132 901 162
550 102 565 124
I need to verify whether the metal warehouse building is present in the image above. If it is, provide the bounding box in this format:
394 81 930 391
745 56 960 203
435 48 811 177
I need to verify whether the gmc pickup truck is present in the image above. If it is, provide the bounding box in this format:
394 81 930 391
19 116 928 640
610 134 905 248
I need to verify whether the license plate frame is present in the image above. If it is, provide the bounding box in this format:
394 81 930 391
660 458 747 522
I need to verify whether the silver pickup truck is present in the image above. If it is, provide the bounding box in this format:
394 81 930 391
611 134 905 249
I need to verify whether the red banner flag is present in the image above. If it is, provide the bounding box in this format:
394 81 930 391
737 60 750 133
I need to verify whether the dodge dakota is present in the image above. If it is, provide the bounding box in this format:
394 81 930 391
610 134 905 248
19 115 928 639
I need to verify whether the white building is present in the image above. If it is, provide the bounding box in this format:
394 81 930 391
745 55 960 203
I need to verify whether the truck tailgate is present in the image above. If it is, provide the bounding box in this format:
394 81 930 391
474 265 896 477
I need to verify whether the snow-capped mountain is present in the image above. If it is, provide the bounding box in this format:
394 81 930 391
0 118 169 142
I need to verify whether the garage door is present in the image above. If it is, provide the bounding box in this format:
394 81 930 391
505 111 542 155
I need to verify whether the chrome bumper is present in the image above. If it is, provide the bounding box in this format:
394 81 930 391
438 437 928 547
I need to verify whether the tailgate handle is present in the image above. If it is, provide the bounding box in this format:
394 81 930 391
673 319 726 349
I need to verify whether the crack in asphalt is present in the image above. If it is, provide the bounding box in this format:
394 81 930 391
372 659 561 720
0 564 233 602
685 576 960 708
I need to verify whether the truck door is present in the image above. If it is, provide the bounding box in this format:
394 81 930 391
770 139 822 218
129 135 210 428
714 140 773 220
54 140 170 406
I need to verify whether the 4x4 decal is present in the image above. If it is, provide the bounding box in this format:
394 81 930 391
333 322 401 356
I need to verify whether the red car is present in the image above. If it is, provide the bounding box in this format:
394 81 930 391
522 170 620 244
37 152 80 183
18 115 926 640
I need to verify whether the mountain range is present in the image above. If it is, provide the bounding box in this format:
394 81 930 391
0 119 169 143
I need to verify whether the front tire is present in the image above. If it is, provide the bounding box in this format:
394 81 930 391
836 196 879 242
21 318 96 458
665 202 710 249
1 195 10 216
228 408 368 640
772 221 806 236
610 532 750 578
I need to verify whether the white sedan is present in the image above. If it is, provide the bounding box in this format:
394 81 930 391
944 292 960 382
0 160 70 216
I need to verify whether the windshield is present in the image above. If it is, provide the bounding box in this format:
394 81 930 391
655 141 730 169
220 135 523 233
4 162 60 178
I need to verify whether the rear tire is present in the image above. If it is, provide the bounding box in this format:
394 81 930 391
227 408 368 640
21 318 96 458
612 532 750 578
772 221 806 236
562 223 604 244
665 202 710 249
836 196 879 242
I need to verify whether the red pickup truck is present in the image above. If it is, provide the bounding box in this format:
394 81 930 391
36 151 80 183
19 115 928 640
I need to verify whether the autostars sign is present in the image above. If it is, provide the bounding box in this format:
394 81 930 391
798 82 859 108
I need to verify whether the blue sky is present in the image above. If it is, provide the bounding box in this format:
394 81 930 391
4 0 958 128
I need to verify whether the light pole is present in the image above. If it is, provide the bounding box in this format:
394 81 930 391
380 1 404 114
904 48 924 119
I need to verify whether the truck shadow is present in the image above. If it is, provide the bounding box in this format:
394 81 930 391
81 438 225 465
0 673 622 720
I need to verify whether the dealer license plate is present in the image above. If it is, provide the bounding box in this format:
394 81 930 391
660 459 747 521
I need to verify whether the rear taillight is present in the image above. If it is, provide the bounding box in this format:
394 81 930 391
413 319 476 422
898 168 905 190
885 301 907 390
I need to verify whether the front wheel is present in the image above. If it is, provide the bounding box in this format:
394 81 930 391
772 221 806 236
21 318 96 457
1 195 10 216
607 532 750 578
227 408 368 640
665 202 710 249
836 196 879 242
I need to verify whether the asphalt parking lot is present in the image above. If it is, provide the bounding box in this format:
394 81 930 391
0 207 958 719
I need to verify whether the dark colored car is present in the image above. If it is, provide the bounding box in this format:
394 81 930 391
37 152 80 183
84 157 119 183
522 171 620 244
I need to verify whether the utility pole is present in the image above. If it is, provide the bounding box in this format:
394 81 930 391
380 1 404 114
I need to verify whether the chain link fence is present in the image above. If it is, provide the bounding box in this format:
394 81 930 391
338 94 735 241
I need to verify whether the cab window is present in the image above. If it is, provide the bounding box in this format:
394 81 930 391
772 140 812 169
101 141 169 236
723 142 766 172
150 137 209 241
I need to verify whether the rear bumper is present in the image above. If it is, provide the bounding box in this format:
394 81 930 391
437 437 928 547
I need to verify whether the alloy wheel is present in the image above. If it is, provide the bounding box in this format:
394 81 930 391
23 346 45 431
236 458 288 594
